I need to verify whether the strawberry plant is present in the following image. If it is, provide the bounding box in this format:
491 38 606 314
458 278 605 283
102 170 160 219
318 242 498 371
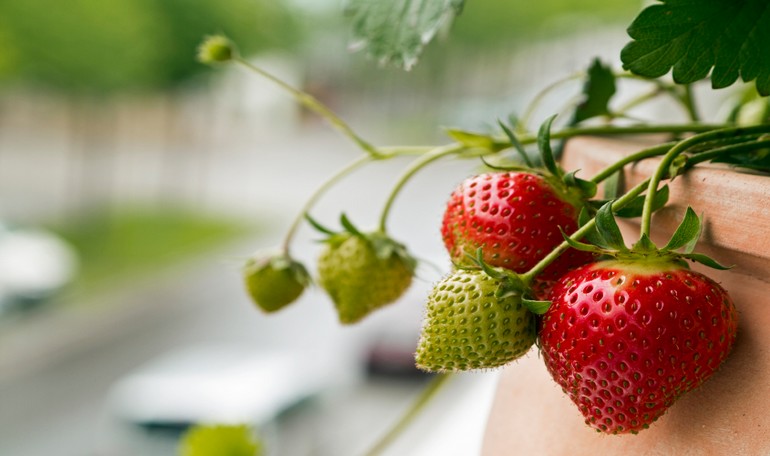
192 0 770 452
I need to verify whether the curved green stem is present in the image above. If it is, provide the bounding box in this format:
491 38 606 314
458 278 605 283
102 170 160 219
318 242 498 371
518 72 585 133
281 155 373 254
615 73 694 120
521 178 652 283
378 143 467 232
589 142 676 184
234 57 381 158
491 123 724 151
363 373 454 456
684 138 770 168
640 124 770 237
681 84 701 123
613 88 664 116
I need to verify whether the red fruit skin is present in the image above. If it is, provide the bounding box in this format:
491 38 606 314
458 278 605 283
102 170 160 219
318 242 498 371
539 260 739 434
441 172 593 298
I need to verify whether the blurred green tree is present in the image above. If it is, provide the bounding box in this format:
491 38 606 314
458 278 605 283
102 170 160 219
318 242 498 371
0 0 300 93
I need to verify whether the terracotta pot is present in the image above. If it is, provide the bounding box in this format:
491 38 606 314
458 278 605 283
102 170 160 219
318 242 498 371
482 136 770 455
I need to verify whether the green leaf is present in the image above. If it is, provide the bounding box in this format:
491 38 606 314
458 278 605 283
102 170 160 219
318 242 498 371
621 0 770 96
523 298 551 315
615 185 670 218
595 202 628 251
680 252 732 270
179 424 263 456
537 115 562 178
344 0 465 70
572 58 617 123
664 207 701 251
446 128 497 150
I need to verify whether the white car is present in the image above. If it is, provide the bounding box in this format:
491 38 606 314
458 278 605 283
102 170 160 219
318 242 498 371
0 223 78 313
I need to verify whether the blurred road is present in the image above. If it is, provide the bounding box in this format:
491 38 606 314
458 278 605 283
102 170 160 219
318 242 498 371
0 123 502 456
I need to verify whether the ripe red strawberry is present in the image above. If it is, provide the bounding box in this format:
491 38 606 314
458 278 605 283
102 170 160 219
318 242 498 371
539 259 738 434
415 268 536 372
441 172 594 298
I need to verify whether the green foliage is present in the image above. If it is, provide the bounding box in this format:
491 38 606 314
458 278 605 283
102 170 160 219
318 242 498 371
622 0 770 96
178 424 263 456
0 0 300 93
344 0 464 70
50 206 253 292
448 0 637 49
572 59 616 124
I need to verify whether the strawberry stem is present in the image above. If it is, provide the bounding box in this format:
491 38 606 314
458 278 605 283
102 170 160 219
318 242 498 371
521 177 652 284
683 138 770 168
640 124 770 237
378 143 469 233
681 84 701 122
589 142 676 184
234 57 383 159
362 373 453 456
281 155 373 254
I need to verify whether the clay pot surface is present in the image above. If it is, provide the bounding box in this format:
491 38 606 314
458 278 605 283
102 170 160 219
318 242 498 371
482 136 770 455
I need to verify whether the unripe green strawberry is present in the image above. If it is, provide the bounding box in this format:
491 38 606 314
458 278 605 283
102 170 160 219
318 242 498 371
318 231 414 324
197 35 237 64
416 268 536 372
243 253 310 313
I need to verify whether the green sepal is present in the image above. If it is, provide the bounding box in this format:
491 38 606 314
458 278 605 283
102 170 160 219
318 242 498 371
615 185 670 218
537 114 563 179
304 213 337 235
339 213 364 237
479 156 531 173
368 232 417 271
446 128 497 150
680 252 732 270
578 206 592 227
577 207 606 248
632 233 657 252
668 154 689 179
466 248 526 292
595 201 628 252
603 170 623 200
664 207 701 252
498 119 535 168
559 226 606 254
562 170 597 199
522 298 552 315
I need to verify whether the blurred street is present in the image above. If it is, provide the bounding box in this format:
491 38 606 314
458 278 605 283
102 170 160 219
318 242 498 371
0 120 502 455
0 5 647 453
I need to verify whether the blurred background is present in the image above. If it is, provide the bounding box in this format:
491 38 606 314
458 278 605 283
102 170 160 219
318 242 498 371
0 1 642 455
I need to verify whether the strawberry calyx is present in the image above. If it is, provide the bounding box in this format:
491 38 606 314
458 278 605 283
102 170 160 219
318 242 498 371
464 248 551 315
306 212 417 272
563 201 731 271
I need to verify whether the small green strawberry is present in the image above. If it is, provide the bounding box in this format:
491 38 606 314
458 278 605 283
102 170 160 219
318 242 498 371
313 215 415 324
415 267 537 372
197 35 237 64
243 253 310 313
